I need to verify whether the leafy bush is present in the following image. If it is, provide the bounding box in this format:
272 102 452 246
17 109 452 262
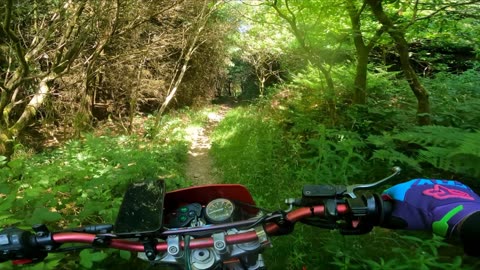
0 118 191 269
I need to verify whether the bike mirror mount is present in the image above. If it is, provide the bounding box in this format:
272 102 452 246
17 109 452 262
298 167 401 206
114 179 165 237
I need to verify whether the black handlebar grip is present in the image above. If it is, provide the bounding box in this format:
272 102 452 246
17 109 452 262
0 227 47 264
378 198 408 229
380 199 393 226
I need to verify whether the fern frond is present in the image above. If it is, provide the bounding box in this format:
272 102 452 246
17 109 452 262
367 135 395 148
373 126 480 177
450 132 480 157
393 126 465 147
371 149 421 172
419 147 456 171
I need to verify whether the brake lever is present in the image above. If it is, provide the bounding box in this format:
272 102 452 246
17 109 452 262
344 166 401 198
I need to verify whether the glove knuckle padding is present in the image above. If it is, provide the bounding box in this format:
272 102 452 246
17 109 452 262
383 179 480 237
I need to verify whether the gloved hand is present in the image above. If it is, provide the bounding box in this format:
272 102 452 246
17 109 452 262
382 179 480 237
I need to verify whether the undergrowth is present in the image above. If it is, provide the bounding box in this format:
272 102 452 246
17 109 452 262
0 65 479 269
0 111 196 269
210 67 480 269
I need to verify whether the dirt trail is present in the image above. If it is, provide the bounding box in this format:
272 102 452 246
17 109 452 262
184 105 230 185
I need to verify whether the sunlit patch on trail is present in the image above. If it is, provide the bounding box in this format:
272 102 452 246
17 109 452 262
184 106 230 184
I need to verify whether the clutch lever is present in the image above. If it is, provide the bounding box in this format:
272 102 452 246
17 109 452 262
344 166 401 198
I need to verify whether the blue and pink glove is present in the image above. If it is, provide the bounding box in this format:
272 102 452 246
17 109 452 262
382 179 480 237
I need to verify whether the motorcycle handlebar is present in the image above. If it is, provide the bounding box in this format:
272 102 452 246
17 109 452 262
0 196 393 264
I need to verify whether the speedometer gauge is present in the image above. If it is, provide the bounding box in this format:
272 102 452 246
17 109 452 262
205 198 235 224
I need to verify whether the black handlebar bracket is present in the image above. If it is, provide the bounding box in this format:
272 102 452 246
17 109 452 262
270 211 295 236
0 227 48 264
294 167 401 234
298 167 401 206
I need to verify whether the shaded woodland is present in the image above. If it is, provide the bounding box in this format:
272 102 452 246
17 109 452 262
1 0 479 156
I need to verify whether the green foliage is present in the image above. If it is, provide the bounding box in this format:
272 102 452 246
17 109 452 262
79 250 108 268
211 83 480 269
0 112 193 269
296 125 367 185
356 234 465 270
370 126 480 178
29 207 63 224
0 156 7 166
211 106 290 192
315 228 468 270
424 69 480 129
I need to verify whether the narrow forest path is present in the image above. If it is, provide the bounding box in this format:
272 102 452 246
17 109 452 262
184 105 230 185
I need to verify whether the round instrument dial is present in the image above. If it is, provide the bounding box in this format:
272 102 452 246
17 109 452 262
205 198 235 224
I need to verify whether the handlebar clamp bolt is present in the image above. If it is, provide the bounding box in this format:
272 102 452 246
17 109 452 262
214 241 225 250
168 246 178 254
167 235 182 258
212 233 228 256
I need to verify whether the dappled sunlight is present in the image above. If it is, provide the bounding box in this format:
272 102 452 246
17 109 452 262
207 112 224 122
185 126 211 151
184 106 229 184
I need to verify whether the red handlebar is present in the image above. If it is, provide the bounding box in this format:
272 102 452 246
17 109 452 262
0 196 392 266
52 205 351 252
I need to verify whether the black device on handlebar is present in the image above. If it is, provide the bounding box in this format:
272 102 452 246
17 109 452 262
114 180 166 237
0 167 401 269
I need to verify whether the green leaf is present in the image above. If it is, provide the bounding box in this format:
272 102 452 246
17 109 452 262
0 260 13 269
79 250 108 268
28 207 62 224
25 261 46 270
119 250 131 260
90 251 108 261
0 195 15 212
79 250 93 269
44 258 61 269
399 235 424 243
7 159 23 170
0 156 7 167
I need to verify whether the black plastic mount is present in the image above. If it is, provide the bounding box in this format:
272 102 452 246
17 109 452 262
92 235 112 248
143 239 158 261
271 211 295 236
339 194 387 235
300 184 347 206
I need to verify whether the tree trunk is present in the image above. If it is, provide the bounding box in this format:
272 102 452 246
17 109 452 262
367 0 431 125
393 31 431 125
156 0 220 118
353 49 368 104
317 64 337 122
271 0 335 105
346 0 385 105
0 130 14 158
9 74 57 136
347 0 367 105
